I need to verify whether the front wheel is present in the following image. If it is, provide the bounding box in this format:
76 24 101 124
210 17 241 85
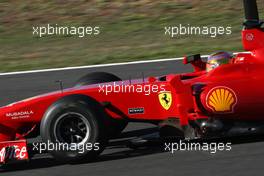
40 96 108 162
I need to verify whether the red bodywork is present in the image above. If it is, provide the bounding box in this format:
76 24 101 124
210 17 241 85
1 3 264 163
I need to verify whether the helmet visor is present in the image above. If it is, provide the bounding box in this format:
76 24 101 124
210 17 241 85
206 57 230 72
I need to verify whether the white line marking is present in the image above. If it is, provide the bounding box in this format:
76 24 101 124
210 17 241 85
0 52 249 76
0 57 193 76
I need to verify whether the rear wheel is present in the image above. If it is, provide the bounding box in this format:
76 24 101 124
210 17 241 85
75 72 128 137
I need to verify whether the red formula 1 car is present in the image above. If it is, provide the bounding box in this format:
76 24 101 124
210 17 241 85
0 0 264 164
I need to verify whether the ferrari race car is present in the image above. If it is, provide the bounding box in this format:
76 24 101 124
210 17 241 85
0 0 264 164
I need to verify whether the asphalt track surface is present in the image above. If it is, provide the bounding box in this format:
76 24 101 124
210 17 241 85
0 60 264 176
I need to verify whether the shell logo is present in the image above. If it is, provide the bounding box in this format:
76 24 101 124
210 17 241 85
206 86 237 113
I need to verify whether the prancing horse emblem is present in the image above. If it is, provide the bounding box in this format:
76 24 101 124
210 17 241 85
158 91 172 110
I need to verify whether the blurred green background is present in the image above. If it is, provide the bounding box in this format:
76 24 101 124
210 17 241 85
0 0 263 72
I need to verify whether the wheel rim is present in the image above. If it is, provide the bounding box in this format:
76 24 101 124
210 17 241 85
54 112 91 146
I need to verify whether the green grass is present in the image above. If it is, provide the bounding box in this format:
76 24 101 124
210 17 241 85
0 0 263 72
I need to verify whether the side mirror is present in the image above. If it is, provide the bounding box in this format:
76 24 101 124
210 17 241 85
183 54 202 65
183 54 206 72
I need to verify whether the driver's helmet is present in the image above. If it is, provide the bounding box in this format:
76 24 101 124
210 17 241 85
206 51 233 72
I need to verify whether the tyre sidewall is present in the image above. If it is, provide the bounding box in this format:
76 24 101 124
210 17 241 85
40 100 107 161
